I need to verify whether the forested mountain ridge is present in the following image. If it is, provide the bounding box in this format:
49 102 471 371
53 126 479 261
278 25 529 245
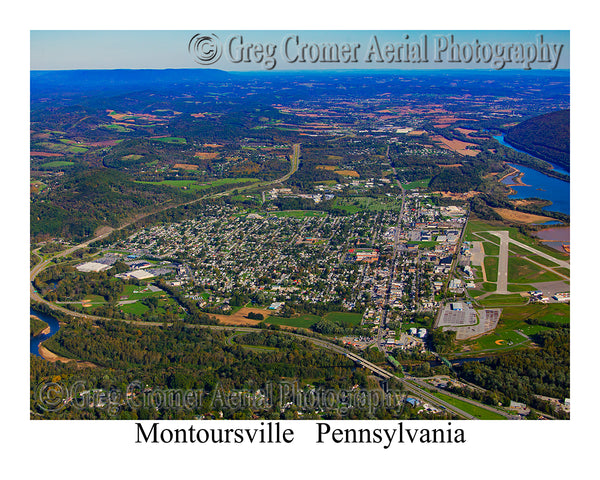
505 109 570 170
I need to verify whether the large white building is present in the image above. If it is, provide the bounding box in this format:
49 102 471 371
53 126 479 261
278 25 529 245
76 262 112 273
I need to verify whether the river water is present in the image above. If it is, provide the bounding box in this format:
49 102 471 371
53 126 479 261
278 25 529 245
494 135 570 215
493 134 570 176
30 308 60 357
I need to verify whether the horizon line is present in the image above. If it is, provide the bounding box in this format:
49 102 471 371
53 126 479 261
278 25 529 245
30 67 571 73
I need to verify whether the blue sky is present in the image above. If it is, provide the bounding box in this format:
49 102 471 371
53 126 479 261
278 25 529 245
31 30 569 71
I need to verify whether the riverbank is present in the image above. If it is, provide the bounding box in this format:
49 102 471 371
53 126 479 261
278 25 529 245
492 208 557 225
503 163 570 215
499 166 530 187
30 314 50 337
38 344 97 369
494 134 570 178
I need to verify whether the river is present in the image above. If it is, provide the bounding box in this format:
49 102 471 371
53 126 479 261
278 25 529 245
494 135 570 215
493 134 570 176
30 309 60 357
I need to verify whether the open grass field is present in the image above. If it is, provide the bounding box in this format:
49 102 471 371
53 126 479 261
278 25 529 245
508 243 533 256
482 241 500 256
271 210 327 218
334 196 404 213
407 240 439 250
402 178 431 190
264 311 362 329
120 302 150 315
100 124 132 133
507 284 536 292
153 136 187 144
500 303 569 325
41 160 75 168
507 257 563 283
478 294 529 307
193 178 259 190
524 254 560 268
465 328 530 351
266 314 321 329
122 154 143 162
555 267 570 276
475 232 501 245
314 180 338 186
136 177 259 191
120 284 164 301
429 391 506 419
81 294 107 304
35 142 89 154
136 179 196 188
324 311 363 327
458 302 569 354
237 344 280 354
484 256 499 283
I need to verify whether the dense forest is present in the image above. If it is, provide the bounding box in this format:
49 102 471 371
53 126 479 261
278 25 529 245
31 319 445 420
505 109 570 169
31 169 193 241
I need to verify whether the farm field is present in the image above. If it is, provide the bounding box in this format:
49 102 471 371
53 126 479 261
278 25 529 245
492 208 556 225
136 177 259 191
41 161 75 168
153 136 187 144
100 124 133 133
